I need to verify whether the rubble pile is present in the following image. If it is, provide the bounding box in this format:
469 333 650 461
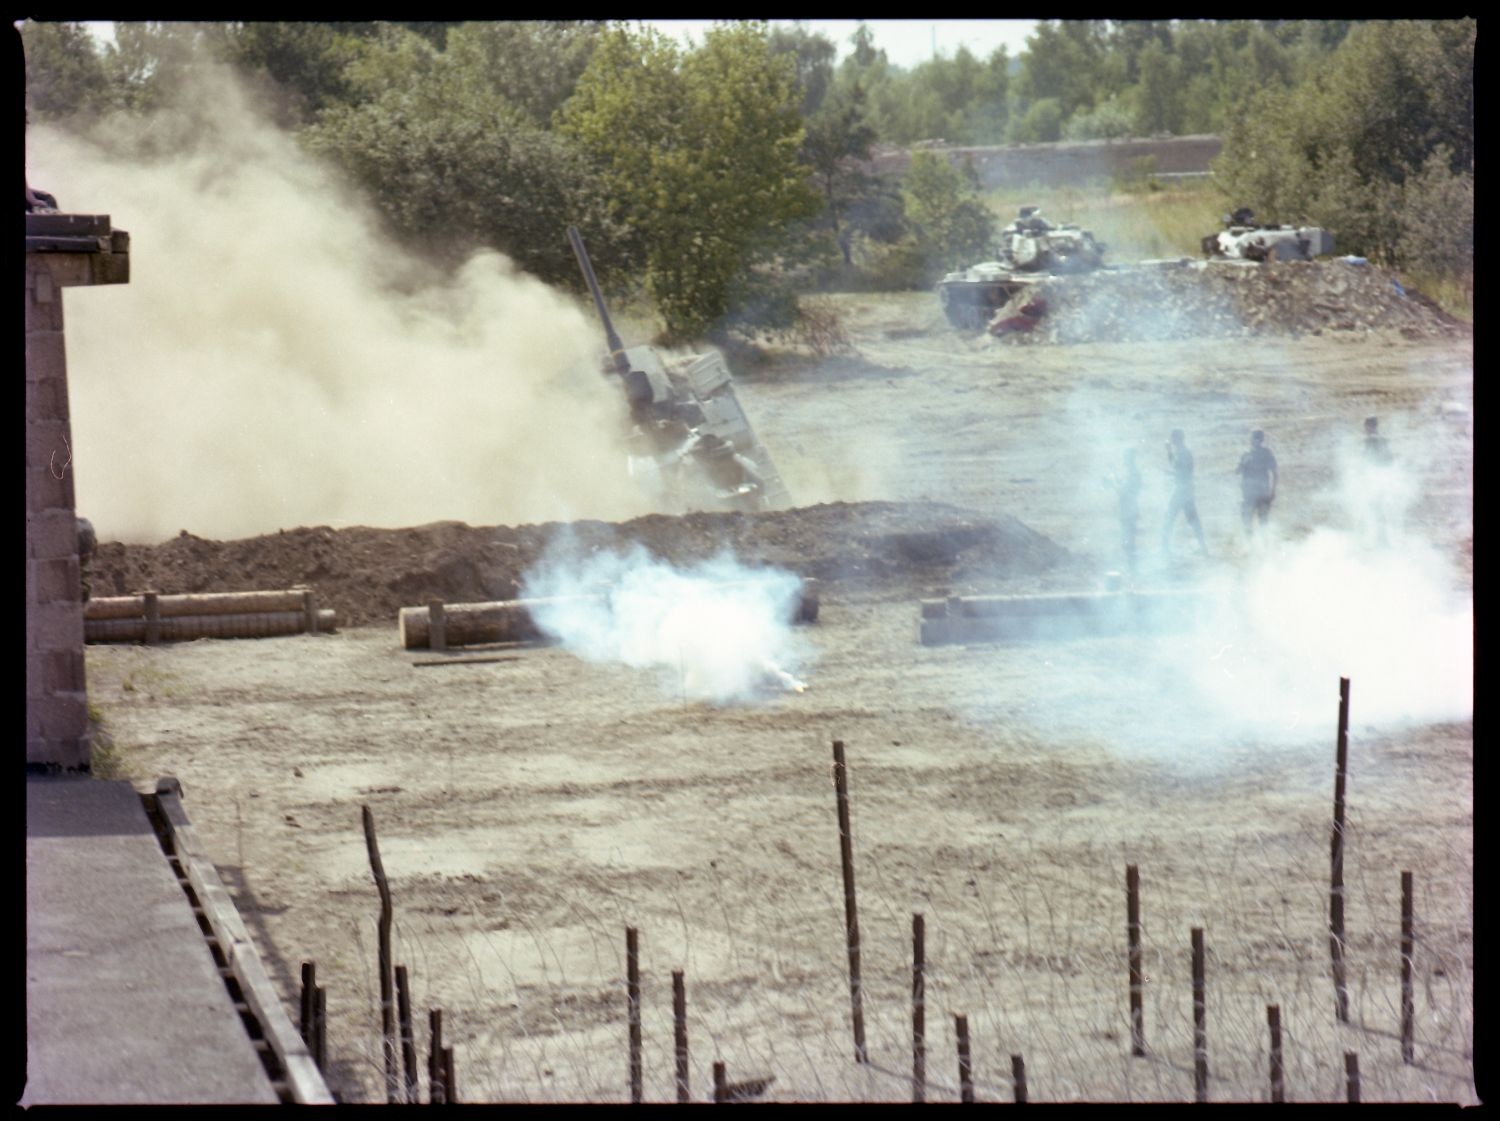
1009 260 1467 344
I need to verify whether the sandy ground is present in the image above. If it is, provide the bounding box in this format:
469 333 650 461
84 292 1474 1103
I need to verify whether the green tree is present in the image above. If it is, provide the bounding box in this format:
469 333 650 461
1013 20 1109 128
901 150 995 281
1064 92 1136 140
303 24 620 284
21 20 118 120
1133 40 1184 135
768 23 837 117
1214 19 1473 280
223 21 377 124
559 23 819 341
1010 96 1065 143
103 21 233 115
443 21 603 129
802 82 880 265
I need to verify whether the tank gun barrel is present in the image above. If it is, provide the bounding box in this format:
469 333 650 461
566 225 630 377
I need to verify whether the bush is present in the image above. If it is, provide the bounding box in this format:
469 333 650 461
791 296 854 357
1009 97 1065 143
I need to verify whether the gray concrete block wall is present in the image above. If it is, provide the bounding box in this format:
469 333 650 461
26 214 128 771
26 254 90 771
868 134 1224 190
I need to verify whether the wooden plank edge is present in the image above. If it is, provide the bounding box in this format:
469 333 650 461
154 784 336 1105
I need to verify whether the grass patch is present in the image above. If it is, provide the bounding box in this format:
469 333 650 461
119 664 181 701
1398 267 1473 323
86 700 127 781
982 178 1229 263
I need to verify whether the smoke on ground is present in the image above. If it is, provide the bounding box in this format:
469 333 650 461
943 326 1472 769
27 66 649 544
521 539 811 704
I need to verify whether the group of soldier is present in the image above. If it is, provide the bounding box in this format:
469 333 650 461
1108 416 1393 573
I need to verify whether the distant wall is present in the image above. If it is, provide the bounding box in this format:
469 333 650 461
869 135 1223 189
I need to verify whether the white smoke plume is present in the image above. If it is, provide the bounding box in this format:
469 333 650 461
27 66 651 543
952 378 1471 771
521 542 811 704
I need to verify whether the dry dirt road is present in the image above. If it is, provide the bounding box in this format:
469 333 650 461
85 291 1474 1104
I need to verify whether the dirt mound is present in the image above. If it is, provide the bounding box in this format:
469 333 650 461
1007 259 1468 344
90 502 1069 629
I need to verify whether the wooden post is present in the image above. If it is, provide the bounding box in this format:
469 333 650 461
444 1046 456 1104
1126 864 1145 1056
1330 676 1351 1023
1401 870 1415 1064
713 1061 727 1104
396 964 418 1103
673 970 690 1104
831 740 867 1064
1011 1054 1027 1104
955 1014 974 1103
300 960 316 1048
1267 1005 1283 1103
1345 1052 1360 1103
429 1008 445 1105
1192 927 1207 1103
314 984 327 1072
626 926 643 1104
143 590 160 645
912 913 926 1103
428 599 447 653
301 586 319 634
361 806 399 1103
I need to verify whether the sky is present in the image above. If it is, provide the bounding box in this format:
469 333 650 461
649 19 1038 70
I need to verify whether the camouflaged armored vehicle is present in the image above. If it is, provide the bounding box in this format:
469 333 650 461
566 226 792 514
938 206 1108 331
1202 207 1335 262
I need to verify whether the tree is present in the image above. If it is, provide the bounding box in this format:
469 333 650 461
1010 97 1065 143
1013 19 1108 125
901 150 995 281
103 21 234 115
1065 93 1137 141
443 21 603 129
21 20 118 120
302 24 621 284
1133 40 1184 135
559 23 819 341
802 82 879 265
223 21 377 125
1214 19 1473 279
768 23 837 117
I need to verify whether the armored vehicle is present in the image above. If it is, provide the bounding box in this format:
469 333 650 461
937 206 1107 331
566 226 792 514
1202 208 1335 262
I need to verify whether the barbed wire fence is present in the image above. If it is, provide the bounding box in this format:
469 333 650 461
314 731 1471 1105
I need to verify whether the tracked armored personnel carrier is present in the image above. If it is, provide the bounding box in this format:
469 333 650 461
938 206 1107 331
1202 207 1335 262
567 226 792 514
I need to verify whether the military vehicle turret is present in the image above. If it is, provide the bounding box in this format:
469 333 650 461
566 226 792 514
938 206 1108 331
1201 207 1335 262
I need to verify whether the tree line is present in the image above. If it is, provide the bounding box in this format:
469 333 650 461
23 20 1473 339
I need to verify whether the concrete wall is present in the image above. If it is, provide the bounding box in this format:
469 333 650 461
869 134 1223 190
25 216 129 771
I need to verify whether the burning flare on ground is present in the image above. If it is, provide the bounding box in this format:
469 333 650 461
521 542 812 704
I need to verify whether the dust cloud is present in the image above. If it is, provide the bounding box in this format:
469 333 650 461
27 67 650 544
521 538 811 704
